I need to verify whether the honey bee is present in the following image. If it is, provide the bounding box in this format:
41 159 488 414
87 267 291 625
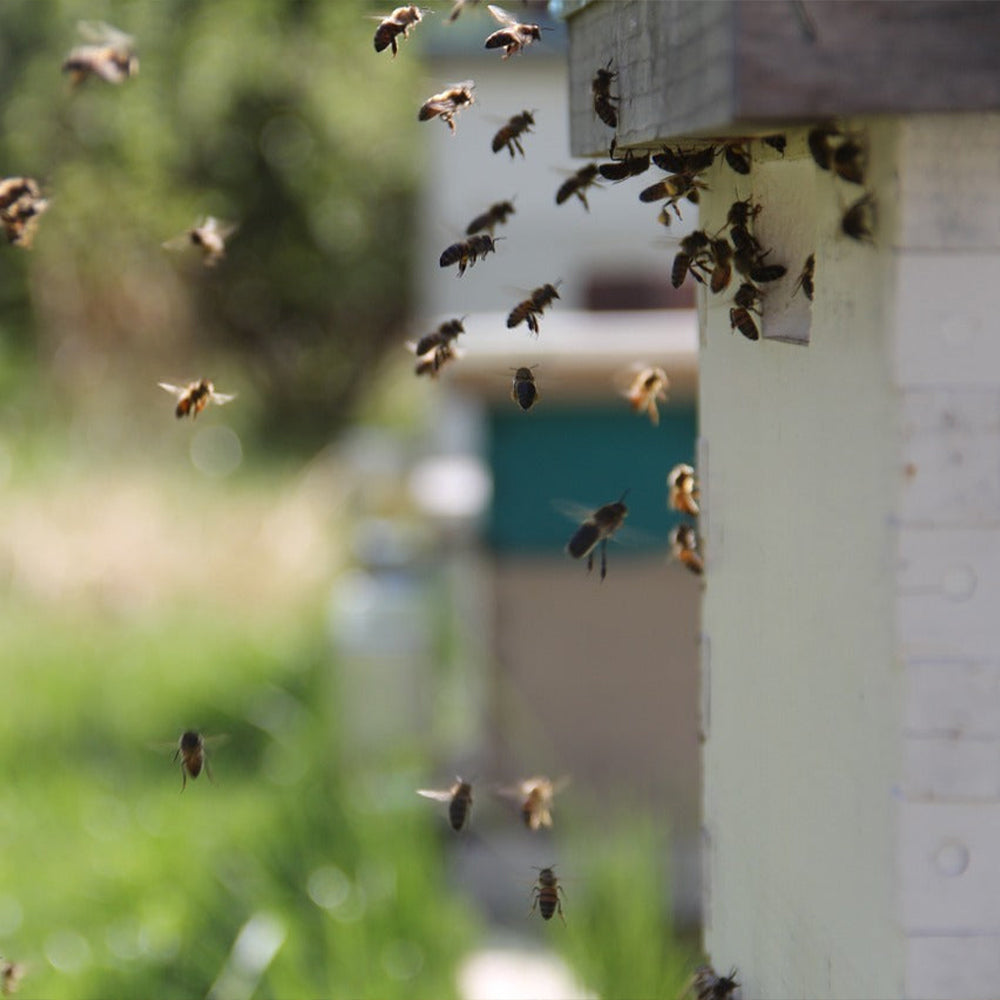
448 0 480 22
419 81 475 133
530 866 565 923
412 317 465 357
793 253 815 301
439 233 500 276
683 964 740 1000
667 463 699 516
492 110 535 158
725 197 761 230
484 4 541 58
728 306 760 341
413 341 460 378
762 133 786 155
555 163 601 210
592 59 618 128
163 216 237 267
0 959 24 996
511 366 539 411
733 282 763 312
832 138 865 185
807 125 840 170
497 776 567 830
622 365 669 426
0 177 49 248
62 21 138 85
841 193 875 242
173 730 213 790
639 172 706 204
372 6 429 57
723 142 751 175
748 260 786 284
671 230 711 288
670 523 704 575
417 778 473 831
158 379 236 419
599 148 650 181
709 239 734 293
466 199 515 236
566 492 628 580
507 282 560 335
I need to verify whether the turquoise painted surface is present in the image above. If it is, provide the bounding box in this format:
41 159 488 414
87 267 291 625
486 404 697 555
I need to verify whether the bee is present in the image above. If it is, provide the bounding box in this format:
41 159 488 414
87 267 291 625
412 317 465 357
733 282 763 312
592 59 618 128
671 230 711 289
555 163 601 210
639 172 706 204
807 125 840 170
419 81 475 133
709 239 734 293
372 6 428 57
0 959 24 996
511 366 539 411
62 21 138 85
841 193 875 242
163 216 237 267
599 149 650 181
492 110 535 158
417 778 473 832
729 306 760 341
484 4 541 59
566 492 629 580
439 233 500 276
158 379 236 419
448 0 480 22
667 463 700 516
496 775 567 829
832 138 865 185
723 142 751 175
622 366 669 426
762 133 786 155
793 253 815 301
530 866 566 923
413 341 460 378
173 730 213 790
507 282 560 335
748 260 786 284
684 964 740 1000
466 199 515 236
725 197 761 230
0 177 49 248
670 523 704 575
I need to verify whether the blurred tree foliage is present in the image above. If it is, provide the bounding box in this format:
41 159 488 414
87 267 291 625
0 0 425 451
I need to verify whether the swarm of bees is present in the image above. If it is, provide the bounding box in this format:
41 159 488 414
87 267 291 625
372 6 429 57
0 177 49 248
484 5 542 59
62 21 138 86
566 493 629 581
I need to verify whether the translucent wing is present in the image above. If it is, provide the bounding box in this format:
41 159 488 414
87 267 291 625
417 788 455 803
77 20 134 47
157 381 188 398
208 391 237 406
487 4 518 27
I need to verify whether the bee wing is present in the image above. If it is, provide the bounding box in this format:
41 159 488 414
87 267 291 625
487 4 518 26
162 231 195 253
417 788 455 802
552 498 600 524
208 391 237 406
77 20 133 47
201 216 239 240
157 381 188 398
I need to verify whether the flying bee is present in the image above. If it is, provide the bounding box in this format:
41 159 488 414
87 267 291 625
492 110 535 158
62 21 138 85
599 149 650 181
762 133 786 155
555 163 601 210
566 492 629 580
0 959 24 996
163 216 237 267
448 0 480 21
412 317 465 357
158 379 236 419
667 463 699 517
439 233 500 276
171 730 222 790
670 523 704 575
496 775 567 829
729 306 760 341
842 193 875 242
417 778 473 832
793 253 815 301
621 365 669 426
372 6 429 57
723 142 751 174
833 138 865 185
808 124 840 170
419 81 475 133
507 282 560 335
592 59 618 127
683 964 740 1000
709 239 734 293
413 341 460 378
511 366 539 411
466 199 515 236
484 4 541 58
0 177 48 248
530 866 565 923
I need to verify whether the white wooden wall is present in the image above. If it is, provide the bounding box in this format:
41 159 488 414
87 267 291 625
700 114 1000 999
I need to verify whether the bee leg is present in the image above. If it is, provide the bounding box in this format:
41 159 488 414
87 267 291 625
586 550 594 574
205 759 214 783
180 768 187 792
600 540 608 581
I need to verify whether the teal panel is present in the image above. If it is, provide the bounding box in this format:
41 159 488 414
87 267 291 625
486 403 698 556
